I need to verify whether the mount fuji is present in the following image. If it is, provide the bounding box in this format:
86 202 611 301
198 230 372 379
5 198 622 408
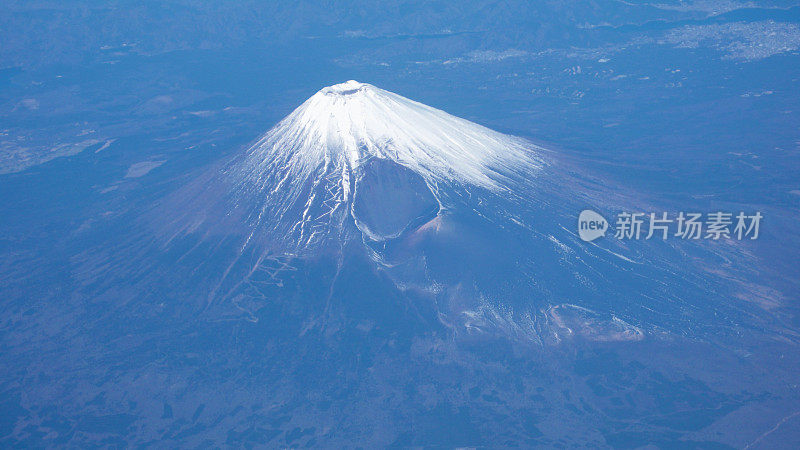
7 81 791 447
4 0 800 441
80 80 766 346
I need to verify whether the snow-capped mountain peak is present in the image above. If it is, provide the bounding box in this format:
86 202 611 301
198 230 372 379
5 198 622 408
213 81 549 248
235 81 544 200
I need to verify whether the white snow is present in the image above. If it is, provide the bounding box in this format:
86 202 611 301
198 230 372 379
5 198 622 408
223 81 546 248
233 80 544 199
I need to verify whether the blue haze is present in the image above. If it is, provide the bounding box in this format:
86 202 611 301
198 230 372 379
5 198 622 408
1 1 800 447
